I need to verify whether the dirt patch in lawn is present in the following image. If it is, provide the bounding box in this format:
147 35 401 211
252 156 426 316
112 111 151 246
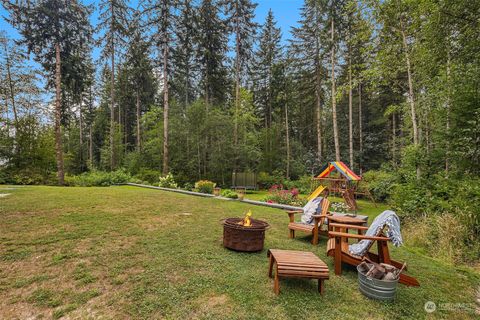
165 271 186 285
189 294 233 319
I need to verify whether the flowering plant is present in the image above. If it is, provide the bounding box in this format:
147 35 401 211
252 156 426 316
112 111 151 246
331 202 350 213
195 180 216 194
263 184 307 206
158 173 178 189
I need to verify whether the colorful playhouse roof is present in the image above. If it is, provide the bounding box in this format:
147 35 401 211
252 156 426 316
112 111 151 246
317 161 361 181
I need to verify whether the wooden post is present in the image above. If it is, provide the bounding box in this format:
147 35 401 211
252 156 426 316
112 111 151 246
268 255 274 278
334 236 342 275
318 279 324 295
274 266 280 295
378 241 391 264
312 220 319 245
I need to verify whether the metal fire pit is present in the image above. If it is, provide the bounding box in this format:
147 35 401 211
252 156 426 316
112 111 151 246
222 218 269 252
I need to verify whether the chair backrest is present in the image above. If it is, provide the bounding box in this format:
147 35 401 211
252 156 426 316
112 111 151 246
320 198 330 217
356 214 388 256
362 226 386 256
317 198 330 227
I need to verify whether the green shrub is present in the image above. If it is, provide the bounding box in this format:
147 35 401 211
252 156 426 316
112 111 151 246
392 174 480 263
134 169 161 184
195 180 215 194
67 170 131 187
183 182 194 191
110 170 131 185
6 168 55 185
0 170 7 184
280 179 296 190
295 175 318 194
257 171 283 189
158 173 178 189
362 170 398 202
221 189 238 199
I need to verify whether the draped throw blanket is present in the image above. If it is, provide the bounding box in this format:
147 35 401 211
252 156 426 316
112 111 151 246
349 210 403 257
300 197 324 225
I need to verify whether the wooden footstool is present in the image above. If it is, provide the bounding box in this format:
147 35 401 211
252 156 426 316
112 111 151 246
267 249 329 295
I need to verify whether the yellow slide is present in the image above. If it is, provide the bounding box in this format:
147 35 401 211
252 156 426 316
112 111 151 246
307 185 326 201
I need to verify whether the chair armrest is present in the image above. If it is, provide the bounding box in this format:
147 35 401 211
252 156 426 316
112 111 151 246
328 223 369 230
287 210 303 223
286 210 303 214
329 231 390 241
311 214 325 218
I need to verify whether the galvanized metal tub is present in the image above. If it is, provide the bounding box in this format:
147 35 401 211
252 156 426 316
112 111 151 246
357 264 399 301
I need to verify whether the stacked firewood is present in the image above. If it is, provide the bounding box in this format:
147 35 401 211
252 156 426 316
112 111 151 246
358 261 406 281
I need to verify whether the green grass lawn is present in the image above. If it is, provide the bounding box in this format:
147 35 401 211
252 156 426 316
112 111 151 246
0 186 479 319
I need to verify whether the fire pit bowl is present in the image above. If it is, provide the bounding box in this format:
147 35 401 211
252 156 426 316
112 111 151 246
222 218 269 252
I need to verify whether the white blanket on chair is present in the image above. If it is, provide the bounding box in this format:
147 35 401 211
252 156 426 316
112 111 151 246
348 210 403 256
300 197 323 225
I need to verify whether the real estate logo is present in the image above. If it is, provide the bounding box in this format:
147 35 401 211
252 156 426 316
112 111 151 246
424 301 436 313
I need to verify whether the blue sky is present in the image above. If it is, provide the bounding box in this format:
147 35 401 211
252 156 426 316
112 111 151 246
0 0 303 49
0 0 303 102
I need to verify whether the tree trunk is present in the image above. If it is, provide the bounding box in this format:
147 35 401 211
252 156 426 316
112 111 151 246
233 5 240 172
185 60 190 108
4 41 18 133
89 124 93 168
124 99 127 154
79 103 83 171
392 112 396 166
54 43 65 185
331 15 340 162
79 105 83 148
110 41 115 170
118 71 121 124
315 90 322 164
400 19 419 179
314 35 322 164
136 90 141 152
205 72 209 110
348 52 353 169
3 99 8 135
162 40 170 175
285 103 290 179
358 83 363 173
445 53 451 172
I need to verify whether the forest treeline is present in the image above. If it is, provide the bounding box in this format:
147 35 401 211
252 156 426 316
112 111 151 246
0 1 479 261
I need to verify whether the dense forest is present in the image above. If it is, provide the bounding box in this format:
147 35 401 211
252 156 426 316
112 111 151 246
1 1 479 262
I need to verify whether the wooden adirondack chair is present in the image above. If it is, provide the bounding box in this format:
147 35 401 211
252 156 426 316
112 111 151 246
287 198 330 245
326 222 420 286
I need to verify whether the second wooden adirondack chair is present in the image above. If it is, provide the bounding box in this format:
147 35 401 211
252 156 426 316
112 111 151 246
287 197 330 245
326 222 420 286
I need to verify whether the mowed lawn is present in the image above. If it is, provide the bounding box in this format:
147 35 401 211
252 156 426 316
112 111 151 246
0 186 479 319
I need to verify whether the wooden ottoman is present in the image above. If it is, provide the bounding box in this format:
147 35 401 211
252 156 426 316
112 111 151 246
267 249 329 295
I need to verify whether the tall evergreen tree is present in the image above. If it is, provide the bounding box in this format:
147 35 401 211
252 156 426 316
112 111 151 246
0 32 42 167
253 10 282 132
329 0 343 162
172 0 197 109
195 0 229 107
5 0 91 185
97 0 130 170
124 16 157 153
224 0 257 170
144 0 176 174
290 0 328 164
252 9 282 171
